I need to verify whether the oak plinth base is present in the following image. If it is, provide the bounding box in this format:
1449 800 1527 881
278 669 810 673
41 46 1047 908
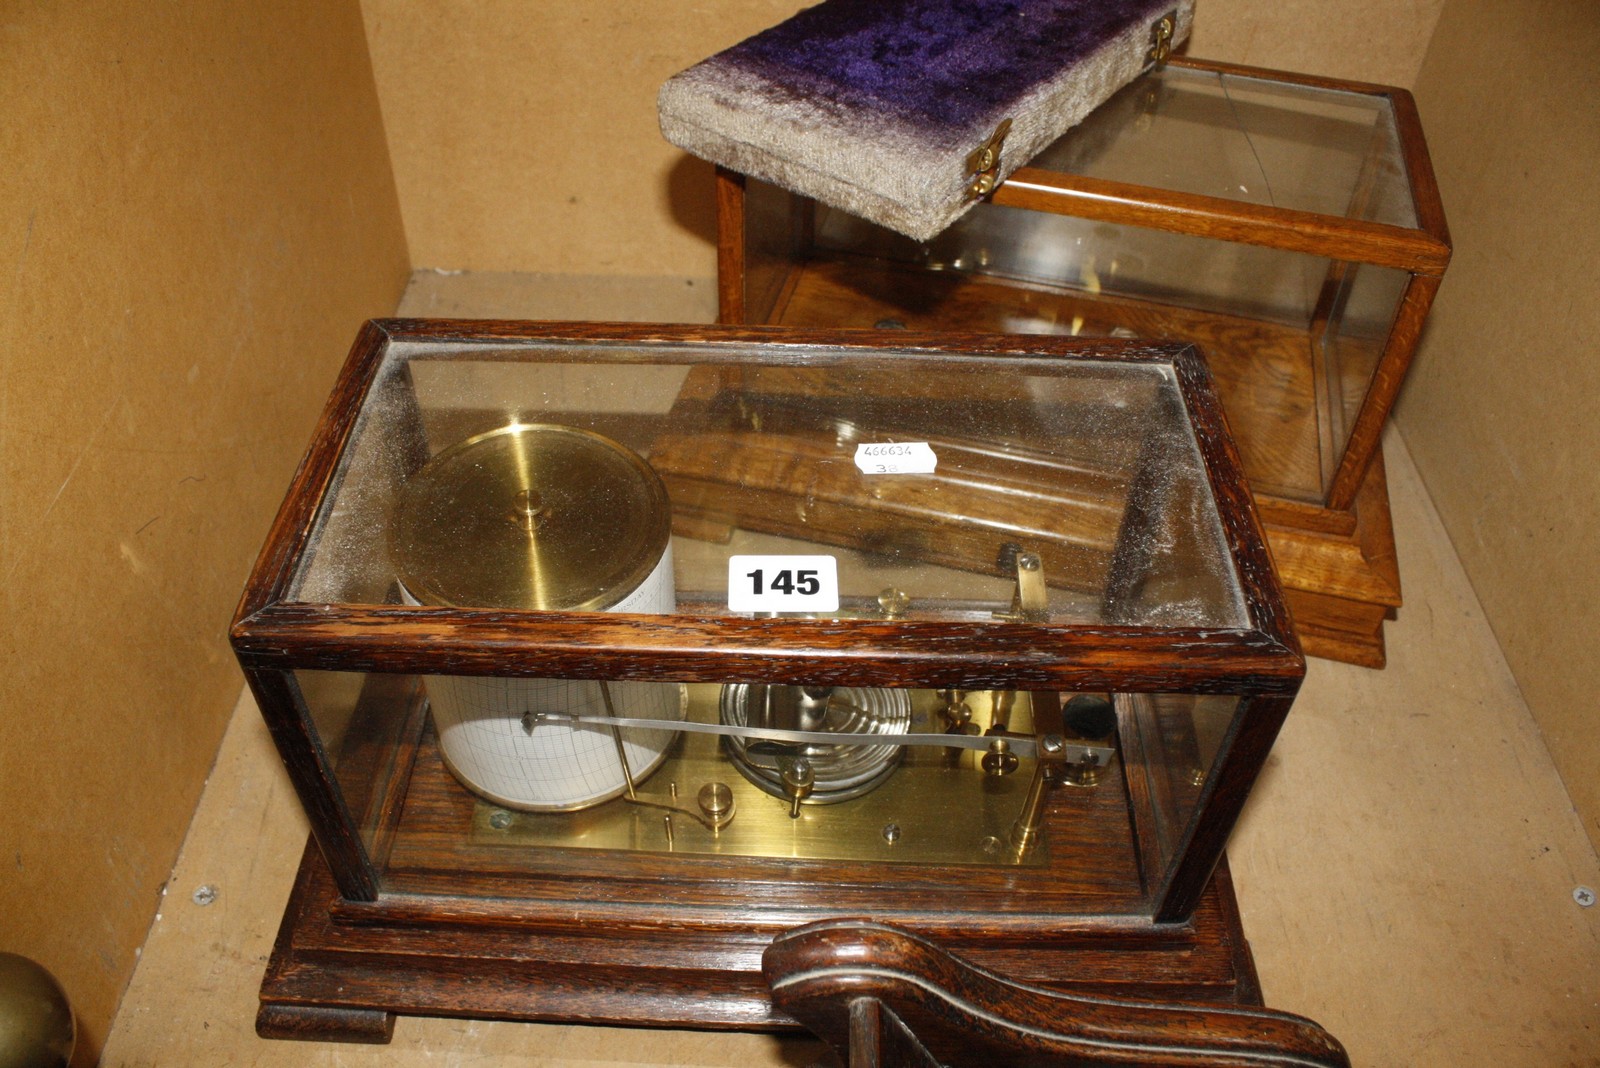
257 839 1267 1044
1265 449 1401 669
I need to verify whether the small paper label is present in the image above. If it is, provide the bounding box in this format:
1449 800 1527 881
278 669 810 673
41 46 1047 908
728 555 840 613
854 441 937 475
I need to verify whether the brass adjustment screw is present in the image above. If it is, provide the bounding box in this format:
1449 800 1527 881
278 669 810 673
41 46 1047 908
782 760 815 819
981 738 1020 776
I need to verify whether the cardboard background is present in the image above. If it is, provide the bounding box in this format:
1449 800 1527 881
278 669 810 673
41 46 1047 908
1401 0 1600 852
358 0 1448 277
0 3 408 1061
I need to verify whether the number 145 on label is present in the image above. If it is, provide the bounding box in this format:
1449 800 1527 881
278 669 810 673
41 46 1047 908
727 555 839 613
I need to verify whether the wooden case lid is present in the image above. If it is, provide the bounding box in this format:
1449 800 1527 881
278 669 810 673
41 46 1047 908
659 0 1193 241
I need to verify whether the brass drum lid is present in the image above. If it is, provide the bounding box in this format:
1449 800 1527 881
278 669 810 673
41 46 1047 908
392 422 671 611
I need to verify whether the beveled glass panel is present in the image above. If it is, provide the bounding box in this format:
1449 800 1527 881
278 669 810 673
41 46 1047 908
1318 260 1410 472
1029 64 1417 229
743 60 1427 509
294 666 1265 917
287 339 1247 629
1118 691 1243 893
799 196 1365 504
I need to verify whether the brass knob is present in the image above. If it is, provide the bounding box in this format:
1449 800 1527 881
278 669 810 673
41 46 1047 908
939 693 973 731
697 781 735 821
507 488 547 533
981 738 1019 777
782 759 815 819
1063 752 1104 788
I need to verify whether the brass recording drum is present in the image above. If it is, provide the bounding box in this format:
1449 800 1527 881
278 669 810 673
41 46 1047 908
391 422 681 811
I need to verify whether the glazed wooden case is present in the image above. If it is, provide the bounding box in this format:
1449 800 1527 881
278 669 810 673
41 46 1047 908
717 57 1451 667
230 320 1306 1039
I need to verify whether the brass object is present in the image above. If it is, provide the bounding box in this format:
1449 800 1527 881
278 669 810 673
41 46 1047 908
1062 751 1105 788
623 785 736 832
877 587 910 619
994 550 1049 622
697 782 735 820
508 488 546 534
980 690 1045 776
475 687 1087 867
938 690 972 732
989 690 1016 733
1007 734 1068 856
981 737 1019 777
938 690 979 766
625 785 735 832
600 682 639 799
0 953 74 1068
602 682 734 832
964 118 1013 201
783 759 816 818
391 422 670 611
394 427 680 813
1146 12 1176 69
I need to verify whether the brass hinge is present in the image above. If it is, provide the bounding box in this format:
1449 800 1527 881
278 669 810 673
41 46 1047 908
1147 10 1176 69
964 118 1013 202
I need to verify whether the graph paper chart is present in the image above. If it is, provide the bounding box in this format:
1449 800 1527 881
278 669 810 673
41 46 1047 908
400 539 680 810
428 675 684 811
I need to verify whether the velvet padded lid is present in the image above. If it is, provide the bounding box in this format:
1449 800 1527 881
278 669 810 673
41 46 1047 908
659 0 1193 241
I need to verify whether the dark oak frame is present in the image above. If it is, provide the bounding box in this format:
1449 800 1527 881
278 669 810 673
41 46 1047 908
765 919 1348 1066
232 319 1311 1045
714 56 1451 668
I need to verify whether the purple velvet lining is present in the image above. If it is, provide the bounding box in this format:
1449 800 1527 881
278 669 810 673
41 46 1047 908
724 0 1171 136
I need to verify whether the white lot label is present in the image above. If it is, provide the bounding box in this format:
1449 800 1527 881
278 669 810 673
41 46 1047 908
728 555 840 613
854 441 937 475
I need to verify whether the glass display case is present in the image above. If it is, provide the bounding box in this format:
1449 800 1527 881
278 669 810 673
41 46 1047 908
231 320 1314 1047
717 57 1451 668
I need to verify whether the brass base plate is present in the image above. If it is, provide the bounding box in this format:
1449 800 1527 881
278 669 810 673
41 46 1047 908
468 687 1072 867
